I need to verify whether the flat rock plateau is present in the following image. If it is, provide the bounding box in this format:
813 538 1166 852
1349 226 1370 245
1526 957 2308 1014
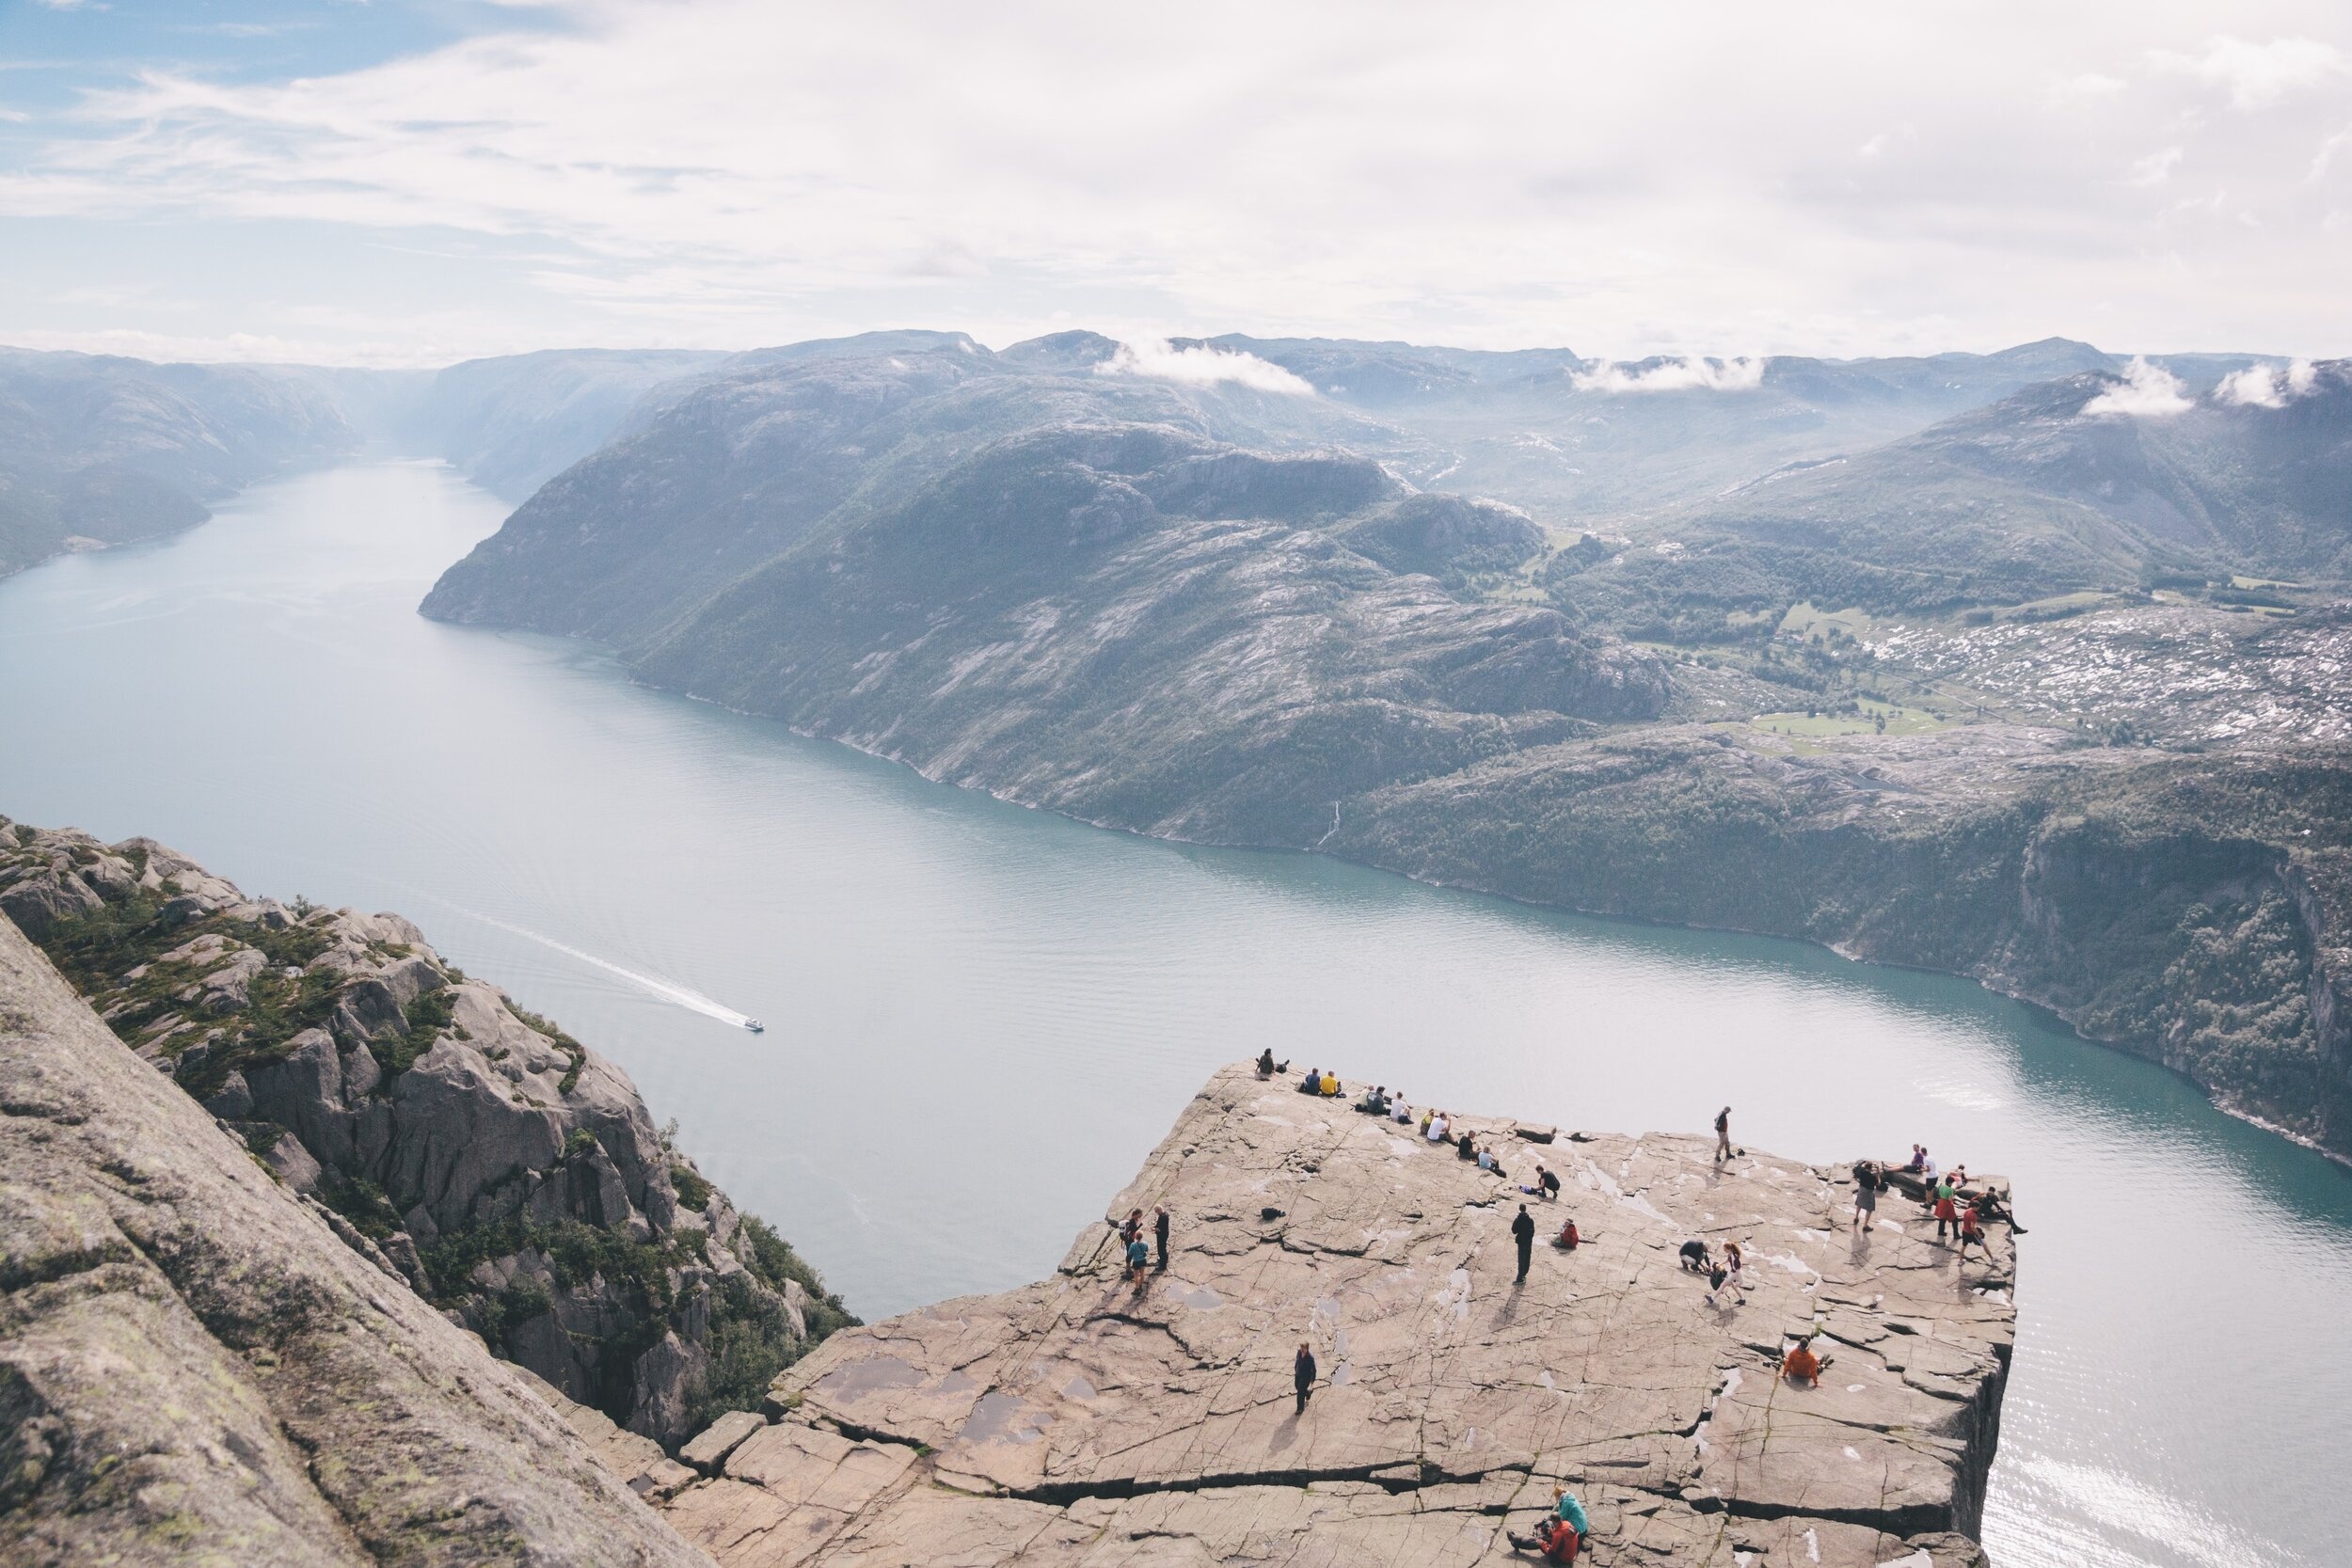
659 1066 2013 1568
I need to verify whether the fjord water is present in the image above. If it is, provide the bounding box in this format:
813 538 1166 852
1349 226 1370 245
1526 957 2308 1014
1 464 2344 1568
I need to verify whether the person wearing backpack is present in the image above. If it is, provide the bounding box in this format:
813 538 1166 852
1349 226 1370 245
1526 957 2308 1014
1851 1160 1882 1231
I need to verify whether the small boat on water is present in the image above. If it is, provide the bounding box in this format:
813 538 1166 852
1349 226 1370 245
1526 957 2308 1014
744 1019 765 1034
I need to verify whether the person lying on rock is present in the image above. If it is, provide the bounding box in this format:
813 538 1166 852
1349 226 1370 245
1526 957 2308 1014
1781 1335 1832 1385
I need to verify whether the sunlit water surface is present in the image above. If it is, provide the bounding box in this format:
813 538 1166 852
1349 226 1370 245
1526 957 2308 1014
1 464 2344 1568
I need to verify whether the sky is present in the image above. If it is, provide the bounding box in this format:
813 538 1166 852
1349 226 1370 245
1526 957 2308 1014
1 1 2349 367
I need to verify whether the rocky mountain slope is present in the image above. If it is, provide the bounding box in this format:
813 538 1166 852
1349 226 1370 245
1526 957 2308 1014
0 349 369 578
1680 359 2352 598
406 348 733 500
0 900 718 1566
655 1065 2009 1568
0 816 852 1446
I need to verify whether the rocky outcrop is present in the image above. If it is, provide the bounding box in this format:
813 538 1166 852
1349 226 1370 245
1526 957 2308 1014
654 1066 2012 1568
0 816 851 1445
0 896 715 1565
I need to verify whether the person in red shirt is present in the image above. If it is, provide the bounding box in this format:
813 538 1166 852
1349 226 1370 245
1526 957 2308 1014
1958 1197 1987 1259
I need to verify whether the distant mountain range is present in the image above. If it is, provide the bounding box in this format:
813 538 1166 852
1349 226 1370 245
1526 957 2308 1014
11 327 2352 1152
411 328 2352 1159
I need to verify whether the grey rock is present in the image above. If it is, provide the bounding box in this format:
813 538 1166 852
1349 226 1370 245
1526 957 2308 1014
0 821 844 1447
0 911 713 1567
203 1069 254 1119
0 868 102 938
680 1409 768 1474
659 1064 2010 1568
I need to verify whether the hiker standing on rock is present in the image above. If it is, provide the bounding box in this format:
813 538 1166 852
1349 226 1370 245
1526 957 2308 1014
1294 1342 1317 1414
1153 1206 1170 1271
1513 1203 1536 1284
1851 1160 1882 1231
1932 1175 1961 1243
1714 1106 1733 1162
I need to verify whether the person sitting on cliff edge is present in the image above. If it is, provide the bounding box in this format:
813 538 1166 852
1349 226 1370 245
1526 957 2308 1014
1781 1334 1832 1386
1297 1067 1322 1096
1256 1048 1286 1079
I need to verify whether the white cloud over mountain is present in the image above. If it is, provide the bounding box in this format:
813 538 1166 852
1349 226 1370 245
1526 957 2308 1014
1098 341 1316 395
2081 356 2195 417
1571 356 1765 393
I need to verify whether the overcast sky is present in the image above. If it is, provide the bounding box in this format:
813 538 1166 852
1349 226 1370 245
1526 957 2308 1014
3 0 2349 365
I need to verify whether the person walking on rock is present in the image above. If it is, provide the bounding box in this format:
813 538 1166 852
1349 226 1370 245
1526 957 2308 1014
1714 1106 1733 1162
1512 1203 1536 1284
1294 1342 1317 1415
1153 1205 1170 1271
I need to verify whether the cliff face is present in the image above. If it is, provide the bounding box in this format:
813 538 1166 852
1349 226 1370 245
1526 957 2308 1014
652 1066 2010 1568
0 817 851 1445
0 902 715 1566
1335 732 2352 1158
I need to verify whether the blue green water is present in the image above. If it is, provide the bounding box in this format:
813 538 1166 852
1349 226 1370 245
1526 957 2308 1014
1 462 2345 1568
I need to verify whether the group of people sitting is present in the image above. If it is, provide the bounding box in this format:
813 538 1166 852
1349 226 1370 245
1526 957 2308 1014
1850 1147 2023 1249
1261 1056 1587 1248
1524 1487 1590 1562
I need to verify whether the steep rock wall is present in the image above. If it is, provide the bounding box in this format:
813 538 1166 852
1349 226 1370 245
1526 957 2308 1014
0 907 715 1566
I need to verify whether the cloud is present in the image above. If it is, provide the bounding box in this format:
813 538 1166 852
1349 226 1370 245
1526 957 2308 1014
2080 356 2195 416
2126 146 2185 186
2058 71 2128 100
1571 356 1766 393
2153 35 2346 110
5 2 2352 361
2214 357 2319 406
1097 340 1316 395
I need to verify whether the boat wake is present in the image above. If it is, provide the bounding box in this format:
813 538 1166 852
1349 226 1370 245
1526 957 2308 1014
453 908 759 1031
